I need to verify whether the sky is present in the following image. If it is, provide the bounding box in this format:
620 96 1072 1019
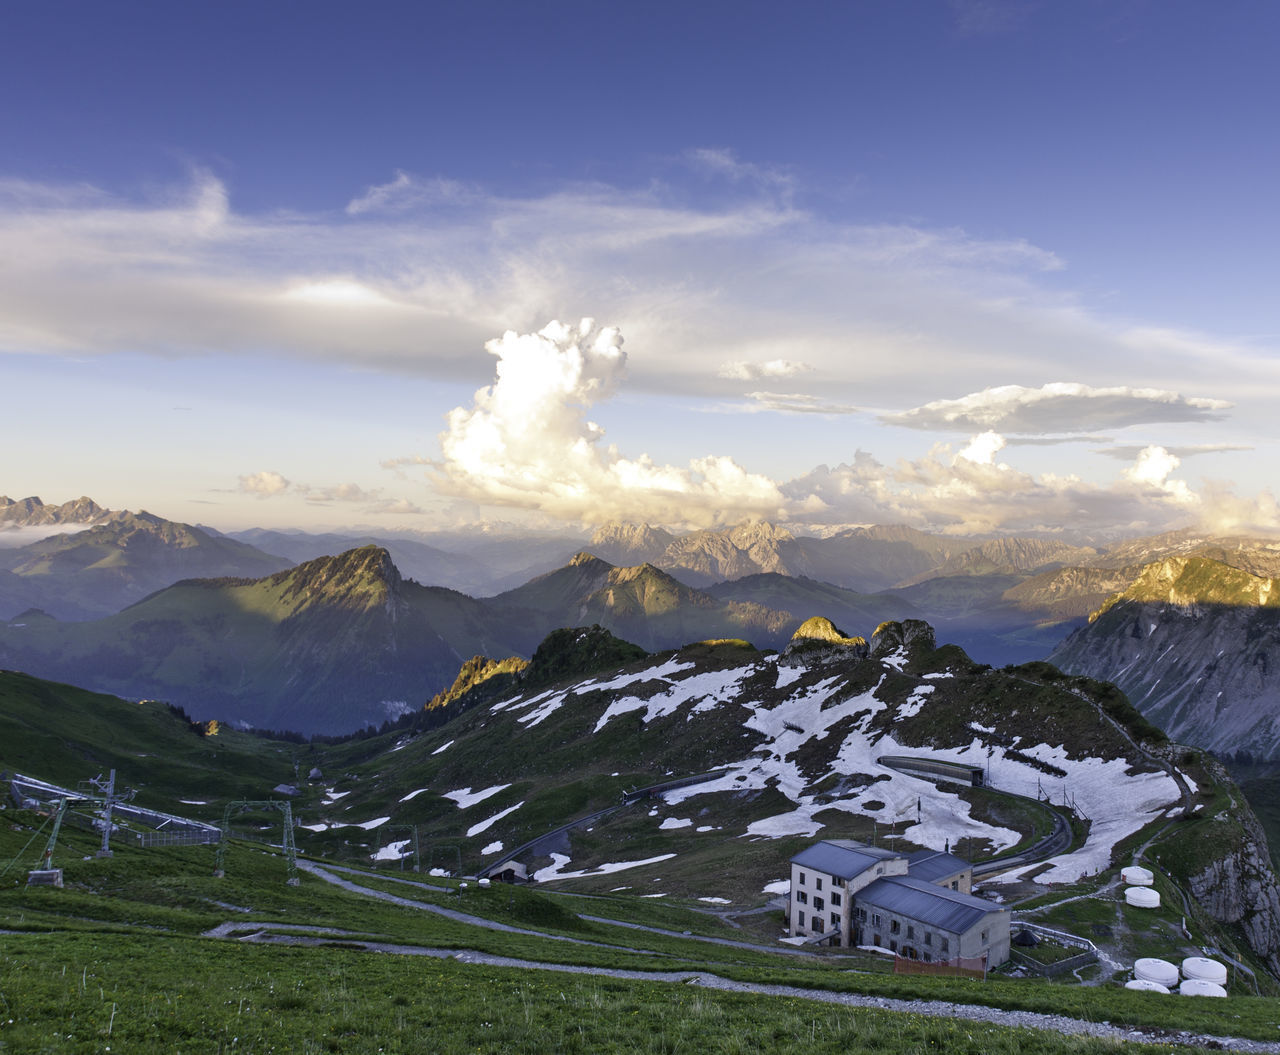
2 1 1278 541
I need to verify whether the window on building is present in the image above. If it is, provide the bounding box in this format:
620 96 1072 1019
981 929 988 944
815 877 823 891
923 952 932 963
871 913 881 927
889 939 897 952
831 912 840 928
890 920 900 935
798 911 805 928
873 933 881 947
951 881 958 890
813 896 824 912
797 891 807 905
941 937 950 953
831 892 842 907
907 925 915 940
798 872 806 886
924 932 932 947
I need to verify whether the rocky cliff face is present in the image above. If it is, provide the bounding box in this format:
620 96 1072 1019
1177 757 1280 977
1050 557 1280 757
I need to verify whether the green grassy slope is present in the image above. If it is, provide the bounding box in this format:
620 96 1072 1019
0 670 297 813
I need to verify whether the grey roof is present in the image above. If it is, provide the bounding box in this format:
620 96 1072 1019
790 839 900 881
907 849 970 884
858 875 1007 935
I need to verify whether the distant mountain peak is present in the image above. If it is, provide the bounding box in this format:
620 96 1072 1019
273 545 403 611
0 495 109 527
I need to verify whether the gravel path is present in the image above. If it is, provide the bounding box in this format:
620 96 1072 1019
264 859 1280 1051
207 922 1277 1052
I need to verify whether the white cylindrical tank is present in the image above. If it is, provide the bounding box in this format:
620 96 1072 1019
1134 958 1179 987
1125 886 1161 908
1181 957 1227 984
1179 979 1227 998
1121 865 1154 886
1124 979 1170 994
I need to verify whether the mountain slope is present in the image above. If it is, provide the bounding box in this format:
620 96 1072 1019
705 572 918 631
1050 556 1280 756
228 528 496 594
488 553 795 650
0 510 293 620
0 546 529 735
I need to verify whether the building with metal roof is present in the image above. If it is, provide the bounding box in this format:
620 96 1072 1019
787 839 1009 968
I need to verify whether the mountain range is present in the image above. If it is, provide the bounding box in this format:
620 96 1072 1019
7 495 1280 759
0 545 915 734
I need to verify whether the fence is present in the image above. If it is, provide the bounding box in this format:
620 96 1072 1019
136 829 221 848
895 953 987 980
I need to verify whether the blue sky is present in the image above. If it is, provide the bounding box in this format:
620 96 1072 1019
2 1 1277 539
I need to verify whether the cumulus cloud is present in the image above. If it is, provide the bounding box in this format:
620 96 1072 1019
433 320 784 526
884 382 1233 434
239 470 291 497
717 359 813 381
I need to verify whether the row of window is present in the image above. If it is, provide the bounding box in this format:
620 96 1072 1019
796 891 840 908
794 910 844 931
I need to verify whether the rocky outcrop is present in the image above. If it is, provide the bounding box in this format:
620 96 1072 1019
783 616 868 658
871 618 936 659
1182 759 1280 976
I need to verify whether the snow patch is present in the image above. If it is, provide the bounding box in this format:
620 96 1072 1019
399 787 430 803
467 801 524 838
658 817 692 830
431 739 455 756
482 840 504 855
371 839 410 861
443 784 511 809
531 852 676 882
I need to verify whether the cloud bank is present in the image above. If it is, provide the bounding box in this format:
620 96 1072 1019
419 321 1278 538
1 168 1272 414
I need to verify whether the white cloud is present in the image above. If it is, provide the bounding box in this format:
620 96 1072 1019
1094 443 1253 461
739 391 860 415
345 170 474 215
433 319 784 526
3 167 1270 415
781 437 1216 537
239 470 291 497
884 383 1233 435
717 359 813 381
